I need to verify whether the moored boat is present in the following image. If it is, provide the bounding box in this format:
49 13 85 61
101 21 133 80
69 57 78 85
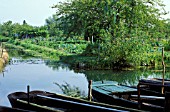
0 105 30 112
139 78 170 94
8 90 142 112
92 80 168 112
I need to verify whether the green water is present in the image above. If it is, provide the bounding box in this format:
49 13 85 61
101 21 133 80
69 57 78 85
81 67 170 85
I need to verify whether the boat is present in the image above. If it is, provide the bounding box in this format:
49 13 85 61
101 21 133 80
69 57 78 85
8 90 142 112
139 78 170 94
92 80 169 112
0 105 30 112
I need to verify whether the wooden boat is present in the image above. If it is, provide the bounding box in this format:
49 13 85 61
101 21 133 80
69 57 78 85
0 105 30 112
139 78 170 94
8 90 142 112
92 80 168 112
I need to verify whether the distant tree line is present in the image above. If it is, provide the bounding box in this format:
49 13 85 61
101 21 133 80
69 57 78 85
0 20 49 39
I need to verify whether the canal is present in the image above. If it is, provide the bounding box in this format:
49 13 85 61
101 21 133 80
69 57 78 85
0 50 170 107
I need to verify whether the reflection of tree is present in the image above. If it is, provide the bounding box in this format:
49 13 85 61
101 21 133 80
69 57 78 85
54 82 86 98
7 48 31 59
45 60 71 71
80 70 141 86
80 67 169 86
0 60 5 73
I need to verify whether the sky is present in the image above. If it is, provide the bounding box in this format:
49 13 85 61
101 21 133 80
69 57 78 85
0 0 61 26
0 0 170 26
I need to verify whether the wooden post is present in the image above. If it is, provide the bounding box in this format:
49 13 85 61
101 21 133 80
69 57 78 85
162 47 165 94
88 80 92 101
27 85 30 105
165 92 170 112
137 84 141 109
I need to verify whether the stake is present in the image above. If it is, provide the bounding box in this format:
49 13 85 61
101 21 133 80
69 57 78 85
162 47 165 94
27 85 30 105
88 80 92 101
137 84 141 109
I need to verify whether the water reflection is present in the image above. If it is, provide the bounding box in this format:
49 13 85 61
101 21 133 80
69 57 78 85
42 59 170 86
0 62 5 74
0 57 88 106
44 60 70 71
75 67 170 86
9 58 45 65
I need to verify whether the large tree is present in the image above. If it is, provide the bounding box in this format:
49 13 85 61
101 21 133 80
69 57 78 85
53 0 166 42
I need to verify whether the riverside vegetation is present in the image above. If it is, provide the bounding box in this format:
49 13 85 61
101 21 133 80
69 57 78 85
0 0 170 70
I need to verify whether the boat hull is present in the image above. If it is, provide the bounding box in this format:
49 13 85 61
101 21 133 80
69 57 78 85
92 81 164 112
8 90 139 112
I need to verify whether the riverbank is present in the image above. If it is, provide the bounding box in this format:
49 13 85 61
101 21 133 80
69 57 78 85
1 36 170 70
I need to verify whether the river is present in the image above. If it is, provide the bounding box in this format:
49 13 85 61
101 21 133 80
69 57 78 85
0 50 170 107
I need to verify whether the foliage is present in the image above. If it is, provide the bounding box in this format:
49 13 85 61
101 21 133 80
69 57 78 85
54 82 86 98
45 14 64 37
0 21 49 38
21 37 88 54
0 35 12 42
73 37 166 69
51 0 170 68
53 0 167 42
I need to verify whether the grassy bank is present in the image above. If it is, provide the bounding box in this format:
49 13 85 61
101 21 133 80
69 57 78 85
0 36 87 61
1 35 170 70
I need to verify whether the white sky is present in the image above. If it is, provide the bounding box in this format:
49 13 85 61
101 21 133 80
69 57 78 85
161 0 170 19
0 0 61 26
0 0 170 26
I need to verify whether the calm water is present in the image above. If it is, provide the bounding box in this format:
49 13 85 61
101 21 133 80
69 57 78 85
0 50 170 107
0 58 88 106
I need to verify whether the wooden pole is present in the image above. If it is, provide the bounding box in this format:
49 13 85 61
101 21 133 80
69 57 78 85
27 85 30 105
162 47 165 94
137 84 141 109
88 80 92 101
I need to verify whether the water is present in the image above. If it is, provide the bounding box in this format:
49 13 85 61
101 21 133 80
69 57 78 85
0 58 88 107
1 50 170 107
81 68 170 85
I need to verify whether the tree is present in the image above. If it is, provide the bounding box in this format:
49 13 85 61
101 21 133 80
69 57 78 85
52 0 168 67
45 15 63 37
53 0 166 42
0 21 13 37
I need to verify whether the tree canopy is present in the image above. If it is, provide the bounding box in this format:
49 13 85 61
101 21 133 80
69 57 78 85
53 0 168 42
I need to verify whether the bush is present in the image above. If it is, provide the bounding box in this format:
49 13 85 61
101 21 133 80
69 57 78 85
82 37 161 68
0 36 12 42
164 40 170 51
